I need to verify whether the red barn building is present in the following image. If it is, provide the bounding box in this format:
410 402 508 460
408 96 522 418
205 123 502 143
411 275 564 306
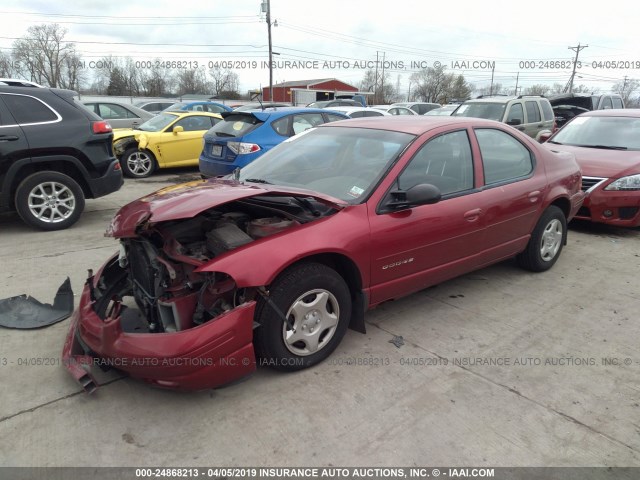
262 78 362 104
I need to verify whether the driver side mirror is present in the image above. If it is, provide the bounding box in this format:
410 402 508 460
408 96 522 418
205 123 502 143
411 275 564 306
385 183 441 211
172 125 184 134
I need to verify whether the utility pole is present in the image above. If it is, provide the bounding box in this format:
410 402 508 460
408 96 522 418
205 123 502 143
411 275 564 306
380 52 386 103
567 43 588 93
374 51 379 104
514 72 519 96
489 63 495 96
263 0 274 102
621 75 629 97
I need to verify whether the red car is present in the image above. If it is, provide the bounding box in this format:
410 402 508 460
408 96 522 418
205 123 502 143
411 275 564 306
544 109 640 227
63 117 584 392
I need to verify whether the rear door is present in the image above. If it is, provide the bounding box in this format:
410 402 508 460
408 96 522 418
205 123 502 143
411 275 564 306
523 100 544 138
471 127 546 260
0 96 29 209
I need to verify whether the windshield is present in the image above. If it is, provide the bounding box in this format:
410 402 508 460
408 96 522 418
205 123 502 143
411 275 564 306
137 113 178 132
551 116 640 150
453 102 506 121
238 126 415 203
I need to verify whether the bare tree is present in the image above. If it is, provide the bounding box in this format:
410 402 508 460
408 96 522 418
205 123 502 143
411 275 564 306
524 84 550 96
0 51 18 77
209 67 239 96
612 78 639 106
12 24 82 88
176 69 210 95
410 65 455 103
475 83 505 97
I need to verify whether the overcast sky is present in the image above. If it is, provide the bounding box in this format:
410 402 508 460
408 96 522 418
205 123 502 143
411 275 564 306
1 1 638 96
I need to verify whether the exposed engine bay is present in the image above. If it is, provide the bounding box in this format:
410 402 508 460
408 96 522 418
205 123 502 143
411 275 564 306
90 196 333 334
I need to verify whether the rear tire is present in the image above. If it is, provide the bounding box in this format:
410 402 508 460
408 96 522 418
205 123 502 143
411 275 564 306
254 263 352 371
15 171 85 231
517 205 566 272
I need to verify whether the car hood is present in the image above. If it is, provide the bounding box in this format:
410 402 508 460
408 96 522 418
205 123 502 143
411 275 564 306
107 179 347 238
544 143 640 178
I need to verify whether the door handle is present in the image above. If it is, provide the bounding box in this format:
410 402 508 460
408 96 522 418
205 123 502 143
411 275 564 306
464 208 482 222
528 191 541 202
0 135 19 142
516 126 525 131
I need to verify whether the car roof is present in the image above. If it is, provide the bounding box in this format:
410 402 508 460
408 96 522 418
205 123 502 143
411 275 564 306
578 108 640 118
317 115 507 135
160 110 222 118
325 106 386 114
222 107 347 120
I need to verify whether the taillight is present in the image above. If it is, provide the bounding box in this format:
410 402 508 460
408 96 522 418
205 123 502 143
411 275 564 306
92 120 112 134
114 162 121 171
228 142 261 155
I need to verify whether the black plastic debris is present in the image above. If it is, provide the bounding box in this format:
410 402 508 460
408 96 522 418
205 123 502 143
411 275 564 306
0 277 74 329
389 335 405 348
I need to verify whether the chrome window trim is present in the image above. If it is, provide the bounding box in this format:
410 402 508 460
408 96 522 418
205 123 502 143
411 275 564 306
0 92 63 128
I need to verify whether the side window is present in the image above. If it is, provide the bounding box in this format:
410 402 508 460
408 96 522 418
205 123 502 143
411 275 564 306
475 129 533 185
364 110 383 117
271 117 290 136
174 115 210 131
525 101 541 123
612 97 624 109
397 130 474 196
540 100 554 121
2 94 59 124
506 103 524 124
601 97 613 109
204 104 226 113
99 104 131 119
292 113 324 135
349 111 365 118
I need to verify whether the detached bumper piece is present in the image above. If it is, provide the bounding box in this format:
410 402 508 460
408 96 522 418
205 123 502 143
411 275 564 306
0 277 73 329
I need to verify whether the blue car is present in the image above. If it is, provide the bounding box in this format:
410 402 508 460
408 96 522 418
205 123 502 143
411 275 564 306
199 107 349 176
165 101 232 114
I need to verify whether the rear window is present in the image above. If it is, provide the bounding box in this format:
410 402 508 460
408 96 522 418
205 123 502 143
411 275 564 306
1 94 59 125
453 102 507 121
209 114 263 138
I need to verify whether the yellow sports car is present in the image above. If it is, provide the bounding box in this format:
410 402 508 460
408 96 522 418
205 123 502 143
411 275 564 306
112 111 222 178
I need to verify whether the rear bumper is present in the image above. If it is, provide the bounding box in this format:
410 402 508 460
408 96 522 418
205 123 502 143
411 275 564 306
62 285 257 392
86 159 124 199
574 190 640 227
199 152 261 177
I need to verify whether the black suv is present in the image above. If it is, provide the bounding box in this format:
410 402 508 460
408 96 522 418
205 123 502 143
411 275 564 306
0 79 123 230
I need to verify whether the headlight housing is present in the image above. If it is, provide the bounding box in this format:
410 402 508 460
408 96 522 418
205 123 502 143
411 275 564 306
604 174 640 191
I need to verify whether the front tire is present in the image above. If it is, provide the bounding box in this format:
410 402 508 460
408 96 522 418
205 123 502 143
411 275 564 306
254 263 352 371
517 205 566 272
15 171 85 231
121 148 156 178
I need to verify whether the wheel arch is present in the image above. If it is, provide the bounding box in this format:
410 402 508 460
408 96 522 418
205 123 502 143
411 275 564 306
268 253 367 334
547 196 571 244
2 156 91 210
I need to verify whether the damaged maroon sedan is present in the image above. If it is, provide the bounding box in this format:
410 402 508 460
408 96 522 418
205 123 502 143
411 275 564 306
63 117 584 392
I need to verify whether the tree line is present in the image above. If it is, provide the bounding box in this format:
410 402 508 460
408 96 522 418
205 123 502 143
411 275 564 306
0 24 242 98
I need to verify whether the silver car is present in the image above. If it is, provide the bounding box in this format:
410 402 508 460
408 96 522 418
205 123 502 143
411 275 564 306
83 101 155 129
